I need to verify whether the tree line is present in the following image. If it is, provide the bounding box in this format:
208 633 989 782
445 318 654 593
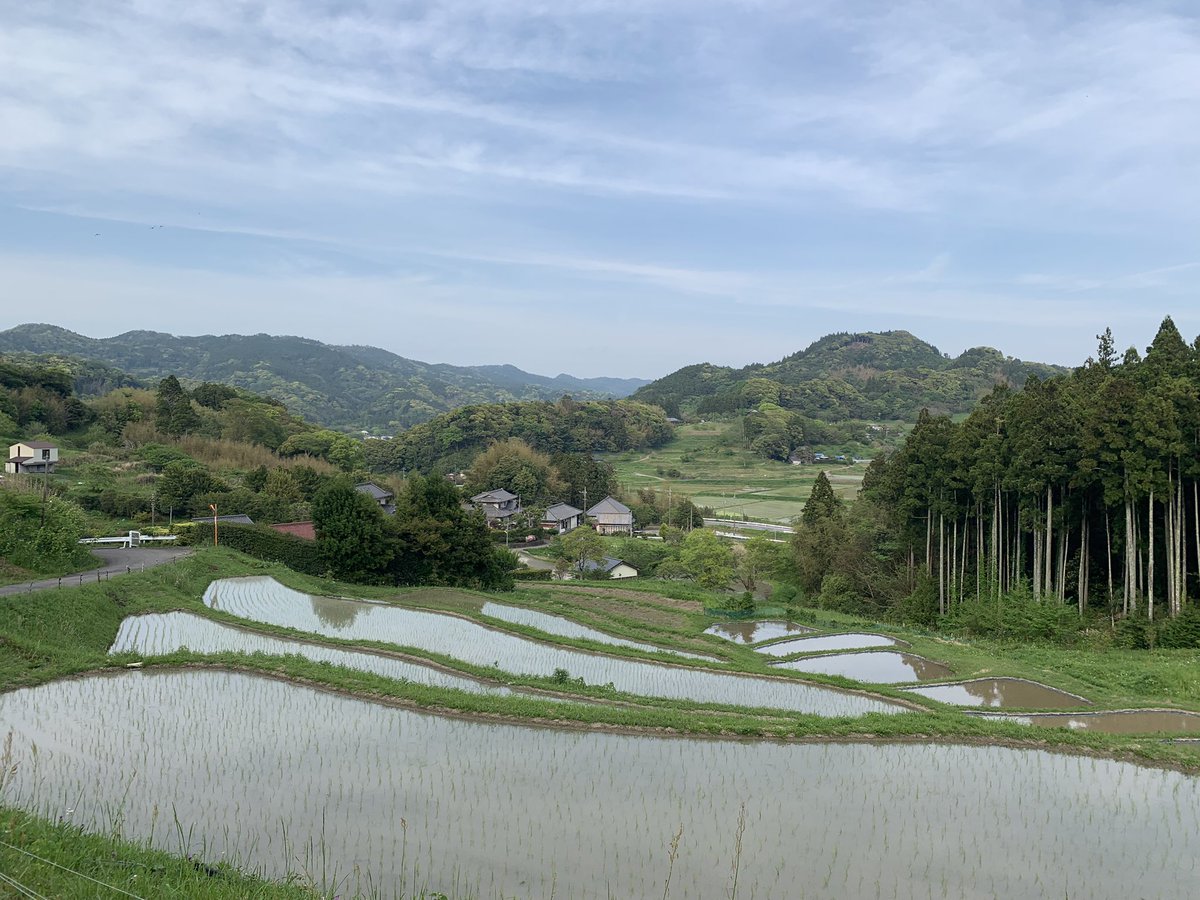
796 318 1200 638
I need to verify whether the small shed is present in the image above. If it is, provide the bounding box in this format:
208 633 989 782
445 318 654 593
6 441 58 474
579 557 638 580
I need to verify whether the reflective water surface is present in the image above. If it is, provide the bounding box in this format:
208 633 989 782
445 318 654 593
756 632 901 656
772 650 952 684
988 709 1200 735
110 611 512 696
203 577 904 716
904 677 1089 709
1 670 1197 900
481 601 716 660
703 620 814 644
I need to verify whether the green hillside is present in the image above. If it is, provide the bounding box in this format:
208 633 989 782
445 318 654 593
634 330 1064 420
0 325 649 433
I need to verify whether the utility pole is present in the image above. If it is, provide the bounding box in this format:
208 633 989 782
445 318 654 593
210 503 218 547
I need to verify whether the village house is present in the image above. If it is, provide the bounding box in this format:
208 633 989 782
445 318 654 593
5 441 58 475
470 488 523 525
587 496 634 536
557 556 638 580
539 502 583 534
356 481 396 515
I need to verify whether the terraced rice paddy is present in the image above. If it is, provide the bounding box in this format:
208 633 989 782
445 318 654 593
204 577 905 716
480 602 716 660
756 632 901 657
985 710 1200 735
2 670 1198 900
904 678 1090 709
703 619 814 644
771 650 953 684
109 611 514 697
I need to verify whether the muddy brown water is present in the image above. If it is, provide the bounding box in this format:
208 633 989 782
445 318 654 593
772 651 952 684
904 677 1089 709
1 670 1198 900
985 710 1200 735
703 620 815 644
203 577 904 716
756 632 901 656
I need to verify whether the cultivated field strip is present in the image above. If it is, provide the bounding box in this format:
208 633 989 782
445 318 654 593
204 577 907 716
480 601 718 661
904 678 1091 709
756 632 901 656
3 670 1198 900
109 612 514 697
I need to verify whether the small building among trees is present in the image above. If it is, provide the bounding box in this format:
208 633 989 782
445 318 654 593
470 488 523 525
587 496 634 536
539 502 583 534
6 441 58 474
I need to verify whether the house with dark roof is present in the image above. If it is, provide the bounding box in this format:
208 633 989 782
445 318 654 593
356 482 396 515
539 502 583 534
586 496 633 536
470 488 522 524
6 441 58 475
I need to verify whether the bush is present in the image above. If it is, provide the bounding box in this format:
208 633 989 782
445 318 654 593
816 573 862 613
185 523 322 575
1154 608 1200 649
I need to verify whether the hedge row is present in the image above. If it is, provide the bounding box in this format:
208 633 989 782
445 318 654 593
181 523 324 576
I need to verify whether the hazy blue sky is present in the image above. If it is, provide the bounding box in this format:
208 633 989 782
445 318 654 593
2 1 1198 378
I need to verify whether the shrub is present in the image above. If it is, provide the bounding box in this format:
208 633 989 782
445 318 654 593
185 523 323 575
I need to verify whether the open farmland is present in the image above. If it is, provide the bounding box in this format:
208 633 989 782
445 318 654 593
604 421 870 522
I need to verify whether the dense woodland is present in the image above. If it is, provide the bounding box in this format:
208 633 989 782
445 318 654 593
634 330 1062 429
0 325 645 432
366 397 674 474
794 318 1200 644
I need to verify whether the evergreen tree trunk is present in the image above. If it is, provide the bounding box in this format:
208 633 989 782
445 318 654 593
1105 507 1114 611
938 512 946 615
1044 486 1054 601
1148 491 1155 622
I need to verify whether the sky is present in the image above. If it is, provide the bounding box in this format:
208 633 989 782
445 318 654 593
2 0 1199 380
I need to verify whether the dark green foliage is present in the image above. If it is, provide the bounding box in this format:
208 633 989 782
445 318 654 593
0 325 647 432
801 471 843 525
312 479 394 582
550 452 618 510
155 375 200 436
191 382 239 409
135 443 195 471
390 475 516 590
0 490 92 572
369 398 673 474
157 460 226 514
193 523 323 574
277 429 365 469
635 330 1063 431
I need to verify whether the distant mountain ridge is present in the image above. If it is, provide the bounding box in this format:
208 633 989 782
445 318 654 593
633 330 1065 421
0 325 650 432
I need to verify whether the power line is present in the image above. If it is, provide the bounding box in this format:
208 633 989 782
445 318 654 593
0 839 146 899
0 869 52 900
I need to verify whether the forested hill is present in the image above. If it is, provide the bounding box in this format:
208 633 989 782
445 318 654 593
0 325 649 433
633 330 1064 420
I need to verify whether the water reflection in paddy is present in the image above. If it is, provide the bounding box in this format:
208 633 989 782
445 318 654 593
904 677 1089 709
703 620 814 644
985 709 1200 735
481 602 716 660
772 651 952 684
109 611 513 696
756 632 901 656
203 577 903 716
1 670 1197 900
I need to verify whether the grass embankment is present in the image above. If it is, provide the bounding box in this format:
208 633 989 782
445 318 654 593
603 420 869 522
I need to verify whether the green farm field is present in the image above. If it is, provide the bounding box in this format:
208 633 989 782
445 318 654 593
604 421 869 523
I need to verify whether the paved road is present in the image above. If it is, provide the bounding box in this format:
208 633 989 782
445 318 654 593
702 518 795 534
0 547 193 597
515 550 557 572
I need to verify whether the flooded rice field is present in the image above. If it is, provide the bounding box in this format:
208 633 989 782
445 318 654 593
481 602 716 660
772 651 953 684
204 577 904 716
703 619 814 644
109 611 513 696
984 709 1200 735
2 670 1197 900
756 632 902 656
904 678 1090 709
